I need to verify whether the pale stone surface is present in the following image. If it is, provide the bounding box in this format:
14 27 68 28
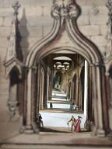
19 25 51 37
19 26 42 37
98 6 108 15
0 27 11 37
100 25 108 36
91 36 107 46
77 15 90 25
44 6 52 16
85 0 106 6
26 16 53 27
98 46 106 54
76 0 87 5
20 37 40 49
3 17 12 27
24 6 51 17
90 14 107 25
0 51 7 71
79 25 100 36
0 37 9 48
0 64 6 76
44 25 53 36
0 0 106 7
80 6 90 15
89 6 107 16
0 0 53 7
0 0 11 8
0 17 3 26
25 7 42 17
0 8 12 17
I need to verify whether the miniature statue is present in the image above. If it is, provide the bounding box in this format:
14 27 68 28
39 113 44 127
67 115 76 132
74 116 82 132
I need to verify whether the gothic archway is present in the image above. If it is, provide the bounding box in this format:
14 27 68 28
23 0 108 136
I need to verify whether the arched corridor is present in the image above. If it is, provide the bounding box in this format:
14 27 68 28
37 52 89 130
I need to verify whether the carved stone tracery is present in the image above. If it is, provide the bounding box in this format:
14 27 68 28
51 0 80 20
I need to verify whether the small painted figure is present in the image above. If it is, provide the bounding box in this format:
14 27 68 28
67 115 76 132
38 113 44 127
74 116 82 132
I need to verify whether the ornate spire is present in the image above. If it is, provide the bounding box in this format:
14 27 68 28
12 1 21 16
105 0 112 58
4 1 22 77
106 0 112 39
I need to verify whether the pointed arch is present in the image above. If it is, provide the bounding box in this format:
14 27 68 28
23 0 108 136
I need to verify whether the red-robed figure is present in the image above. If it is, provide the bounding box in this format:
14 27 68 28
74 116 82 132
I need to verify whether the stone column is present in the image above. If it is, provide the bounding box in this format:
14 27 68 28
32 65 39 133
43 67 48 109
46 67 50 101
105 71 110 131
20 68 27 132
71 80 75 103
84 60 88 119
91 65 98 135
39 67 45 110
88 65 93 120
25 69 33 132
96 65 105 136
91 65 105 136
105 71 110 105
75 75 79 106
78 78 82 110
23 66 39 133
49 68 53 101
43 66 50 109
92 65 105 136
69 82 72 101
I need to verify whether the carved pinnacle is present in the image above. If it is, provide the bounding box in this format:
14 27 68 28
12 1 21 16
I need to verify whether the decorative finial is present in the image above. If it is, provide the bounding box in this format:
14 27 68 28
12 1 21 16
104 0 112 59
51 0 80 20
